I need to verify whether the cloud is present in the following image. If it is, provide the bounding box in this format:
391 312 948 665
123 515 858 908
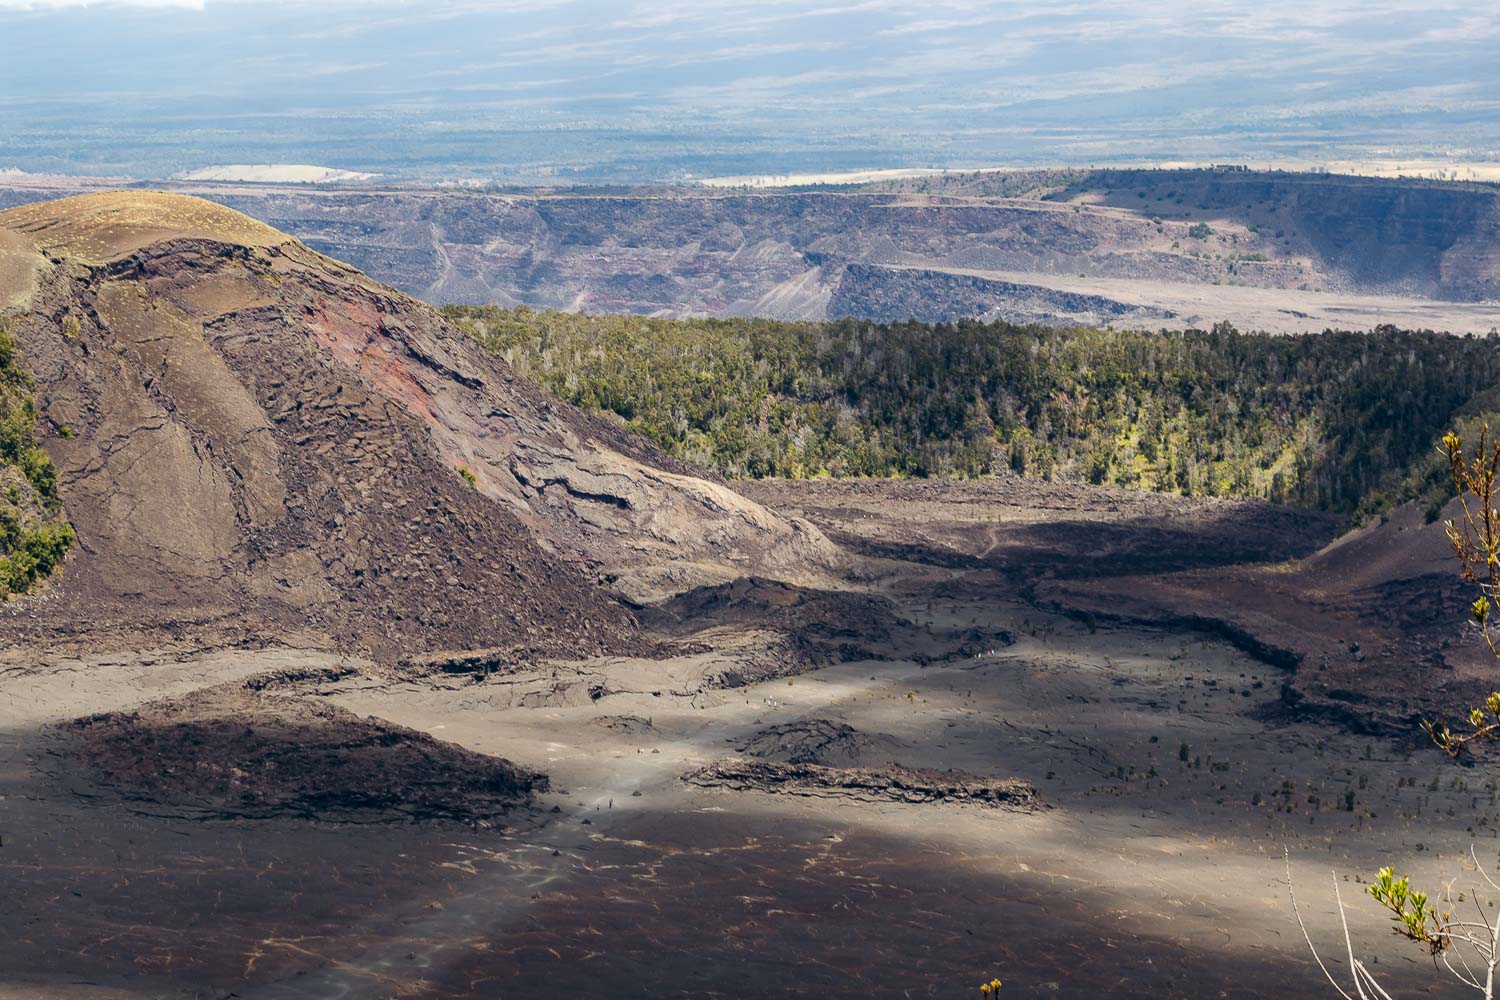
1 0 1494 178
0 0 204 7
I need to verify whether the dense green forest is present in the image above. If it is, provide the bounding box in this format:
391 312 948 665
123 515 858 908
446 305 1500 517
0 325 72 597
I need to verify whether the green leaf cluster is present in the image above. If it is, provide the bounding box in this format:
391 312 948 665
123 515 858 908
1368 867 1445 952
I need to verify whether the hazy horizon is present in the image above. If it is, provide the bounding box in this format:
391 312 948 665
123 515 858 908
2 0 1497 183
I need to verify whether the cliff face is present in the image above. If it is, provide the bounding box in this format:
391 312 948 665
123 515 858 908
188 176 1500 326
0 192 835 657
4 170 1497 331
207 190 1305 313
1062 170 1500 302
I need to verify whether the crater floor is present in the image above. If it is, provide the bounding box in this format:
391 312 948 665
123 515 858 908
0 478 1477 999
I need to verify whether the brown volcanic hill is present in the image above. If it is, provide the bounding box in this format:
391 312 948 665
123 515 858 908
0 192 836 659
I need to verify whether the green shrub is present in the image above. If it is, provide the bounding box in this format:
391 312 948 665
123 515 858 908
0 324 72 597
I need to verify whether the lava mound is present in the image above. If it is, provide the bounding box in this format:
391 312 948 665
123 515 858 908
736 719 896 767
590 714 660 736
68 681 545 824
684 759 1042 810
642 576 904 641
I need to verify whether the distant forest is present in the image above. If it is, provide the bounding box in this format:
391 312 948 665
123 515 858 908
446 306 1500 518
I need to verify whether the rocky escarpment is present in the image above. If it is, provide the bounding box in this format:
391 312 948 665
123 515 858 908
179 172 1500 308
0 192 837 658
198 188 1320 315
827 262 1177 326
5 171 1500 331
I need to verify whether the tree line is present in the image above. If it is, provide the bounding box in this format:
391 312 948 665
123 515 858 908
446 305 1500 518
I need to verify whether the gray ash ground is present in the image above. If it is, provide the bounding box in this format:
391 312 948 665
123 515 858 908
0 477 1475 1000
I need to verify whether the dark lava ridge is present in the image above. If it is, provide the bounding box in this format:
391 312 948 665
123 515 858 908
684 759 1042 810
67 680 545 824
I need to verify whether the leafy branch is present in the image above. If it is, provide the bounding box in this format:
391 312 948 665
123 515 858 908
1367 866 1447 954
1426 429 1500 756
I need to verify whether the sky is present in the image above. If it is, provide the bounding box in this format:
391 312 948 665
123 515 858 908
0 0 1497 181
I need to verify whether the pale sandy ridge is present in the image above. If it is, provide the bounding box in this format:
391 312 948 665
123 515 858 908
176 164 379 184
702 159 1500 188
